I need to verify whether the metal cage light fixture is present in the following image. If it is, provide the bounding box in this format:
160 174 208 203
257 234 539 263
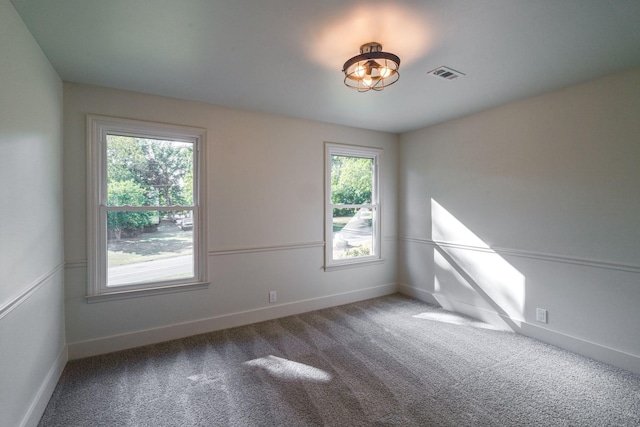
342 42 400 92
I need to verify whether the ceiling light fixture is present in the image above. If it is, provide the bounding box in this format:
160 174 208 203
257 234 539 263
342 42 400 92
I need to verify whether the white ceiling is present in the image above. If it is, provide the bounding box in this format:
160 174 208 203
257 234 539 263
11 0 640 133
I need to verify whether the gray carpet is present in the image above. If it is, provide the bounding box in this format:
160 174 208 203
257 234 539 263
39 294 640 426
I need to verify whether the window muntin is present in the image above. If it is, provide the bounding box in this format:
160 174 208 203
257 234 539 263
88 116 207 298
325 143 381 268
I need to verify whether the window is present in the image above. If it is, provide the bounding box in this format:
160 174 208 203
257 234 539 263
325 143 382 270
87 116 207 301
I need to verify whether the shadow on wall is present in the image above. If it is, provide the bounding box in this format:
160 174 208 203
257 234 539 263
431 199 525 332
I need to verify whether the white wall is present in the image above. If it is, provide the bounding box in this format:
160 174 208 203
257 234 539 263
398 68 640 374
0 1 66 426
63 83 398 358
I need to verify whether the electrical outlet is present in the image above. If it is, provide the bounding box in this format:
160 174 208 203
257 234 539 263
269 291 277 303
536 308 547 323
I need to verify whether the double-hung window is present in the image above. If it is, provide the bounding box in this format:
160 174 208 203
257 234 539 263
325 143 382 270
87 115 207 301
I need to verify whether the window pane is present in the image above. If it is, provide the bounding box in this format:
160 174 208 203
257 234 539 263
331 155 373 205
106 135 193 207
107 211 194 287
332 207 373 260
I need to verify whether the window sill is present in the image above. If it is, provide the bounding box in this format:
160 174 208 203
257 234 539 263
86 281 209 303
324 258 385 272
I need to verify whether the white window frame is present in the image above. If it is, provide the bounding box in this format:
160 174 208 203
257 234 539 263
325 142 383 271
87 115 208 302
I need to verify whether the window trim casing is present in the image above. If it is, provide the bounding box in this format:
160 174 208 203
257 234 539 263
86 115 208 301
324 142 383 271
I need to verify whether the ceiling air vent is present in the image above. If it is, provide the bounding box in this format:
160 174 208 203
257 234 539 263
428 66 465 80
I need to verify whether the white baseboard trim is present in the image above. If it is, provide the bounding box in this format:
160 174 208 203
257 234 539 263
68 283 398 360
397 283 441 306
519 322 640 376
21 345 68 427
397 284 640 376
401 287 522 327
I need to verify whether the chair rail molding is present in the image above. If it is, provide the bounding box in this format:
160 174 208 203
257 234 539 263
0 262 64 321
398 236 640 274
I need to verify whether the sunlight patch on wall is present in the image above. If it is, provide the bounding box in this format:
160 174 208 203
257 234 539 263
244 355 332 383
431 199 525 323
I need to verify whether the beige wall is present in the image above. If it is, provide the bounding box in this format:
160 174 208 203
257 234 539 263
63 83 398 355
0 0 65 425
398 68 640 373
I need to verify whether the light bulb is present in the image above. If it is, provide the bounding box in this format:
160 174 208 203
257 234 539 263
354 64 365 78
380 66 392 78
362 63 374 87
